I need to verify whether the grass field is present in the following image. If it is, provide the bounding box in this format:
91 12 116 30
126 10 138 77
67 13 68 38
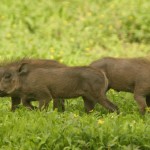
0 0 150 149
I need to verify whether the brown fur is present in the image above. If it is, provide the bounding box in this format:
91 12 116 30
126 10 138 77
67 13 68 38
0 59 66 111
0 63 119 113
90 57 150 114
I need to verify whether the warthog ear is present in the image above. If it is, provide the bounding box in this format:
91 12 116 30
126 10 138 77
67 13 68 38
18 63 29 75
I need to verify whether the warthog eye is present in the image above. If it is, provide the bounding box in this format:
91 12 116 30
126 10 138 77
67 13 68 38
4 73 12 79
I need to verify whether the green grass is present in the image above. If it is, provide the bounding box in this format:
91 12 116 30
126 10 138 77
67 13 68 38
0 0 150 149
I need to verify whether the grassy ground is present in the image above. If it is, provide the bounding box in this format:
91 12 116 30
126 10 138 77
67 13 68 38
0 0 150 149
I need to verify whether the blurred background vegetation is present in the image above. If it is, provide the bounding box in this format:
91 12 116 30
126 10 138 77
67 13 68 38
0 0 150 65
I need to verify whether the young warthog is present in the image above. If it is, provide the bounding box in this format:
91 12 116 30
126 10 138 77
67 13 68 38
0 59 66 111
90 57 150 114
0 63 119 113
